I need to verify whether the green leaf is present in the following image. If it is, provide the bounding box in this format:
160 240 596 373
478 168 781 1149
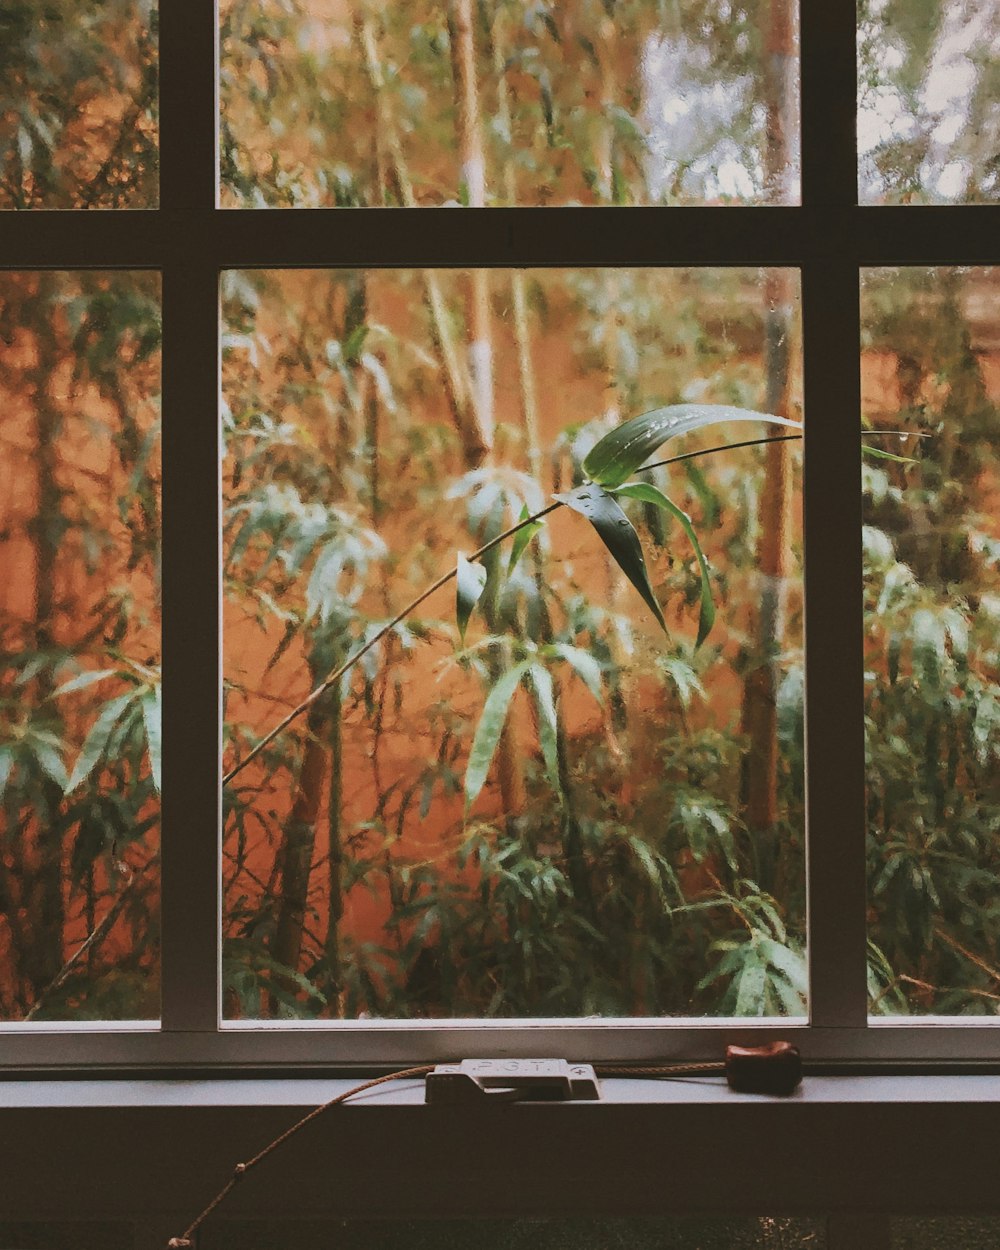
547 643 604 705
142 686 162 793
50 669 120 698
66 693 135 794
734 950 768 1017
508 506 544 576
465 661 530 811
456 553 488 643
528 664 560 797
861 444 918 464
31 740 69 791
554 485 666 633
758 938 808 996
615 482 716 647
0 746 14 800
583 404 802 490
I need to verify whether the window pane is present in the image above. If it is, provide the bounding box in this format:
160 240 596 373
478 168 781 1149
0 1 158 210
863 268 1000 1016
0 272 161 1022
221 266 804 1021
858 0 1000 204
219 1 800 208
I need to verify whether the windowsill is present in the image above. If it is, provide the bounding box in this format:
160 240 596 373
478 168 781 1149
3 1073 1000 1235
4 1071 1000 1108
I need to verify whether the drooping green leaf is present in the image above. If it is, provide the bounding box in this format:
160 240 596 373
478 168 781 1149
615 481 716 647
456 554 489 643
66 693 135 793
142 686 162 793
734 949 768 1016
554 485 666 633
547 643 604 705
583 404 802 489
528 664 560 797
508 505 544 576
50 669 120 698
465 660 530 811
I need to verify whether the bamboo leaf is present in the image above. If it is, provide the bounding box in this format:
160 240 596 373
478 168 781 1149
142 686 162 793
615 481 716 647
508 505 544 576
554 485 666 633
861 444 918 465
456 553 488 643
32 740 69 791
583 404 802 489
66 693 134 794
50 669 120 698
528 664 560 797
547 643 604 705
465 660 530 811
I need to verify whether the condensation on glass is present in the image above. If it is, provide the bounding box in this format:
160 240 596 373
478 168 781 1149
858 0 1000 204
863 268 1000 1016
0 1 159 209
220 265 805 1021
219 0 801 208
0 271 161 1022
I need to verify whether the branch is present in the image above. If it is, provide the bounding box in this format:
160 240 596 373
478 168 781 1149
24 857 157 1022
223 434 803 786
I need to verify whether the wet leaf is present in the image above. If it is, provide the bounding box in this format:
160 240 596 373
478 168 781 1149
583 404 801 489
616 481 716 647
554 484 666 633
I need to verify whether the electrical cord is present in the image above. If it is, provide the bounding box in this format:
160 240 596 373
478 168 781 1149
165 1053 788 1247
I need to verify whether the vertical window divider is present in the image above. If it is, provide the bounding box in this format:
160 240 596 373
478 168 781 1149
158 0 222 1034
800 0 869 1029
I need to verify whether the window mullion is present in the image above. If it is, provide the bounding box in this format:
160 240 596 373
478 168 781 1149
159 0 221 1034
800 0 868 1029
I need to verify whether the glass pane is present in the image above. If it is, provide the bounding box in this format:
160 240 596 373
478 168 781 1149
863 268 1000 1017
0 1 158 209
221 266 804 1021
858 0 1000 204
219 1 800 208
208 1217 827 1249
0 272 161 1021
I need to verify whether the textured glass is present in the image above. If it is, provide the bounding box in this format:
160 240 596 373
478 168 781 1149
219 0 800 207
0 0 159 209
863 268 1000 1016
0 272 161 1021
859 0 1000 204
208 1217 827 1249
221 267 804 1021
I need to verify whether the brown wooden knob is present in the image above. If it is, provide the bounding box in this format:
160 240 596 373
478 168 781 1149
725 1041 802 1096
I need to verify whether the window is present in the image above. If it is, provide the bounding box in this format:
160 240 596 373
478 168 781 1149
1 0 998 1073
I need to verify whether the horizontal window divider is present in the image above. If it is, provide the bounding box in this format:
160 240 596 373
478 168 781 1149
3 1024 1000 1073
2 207 998 270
